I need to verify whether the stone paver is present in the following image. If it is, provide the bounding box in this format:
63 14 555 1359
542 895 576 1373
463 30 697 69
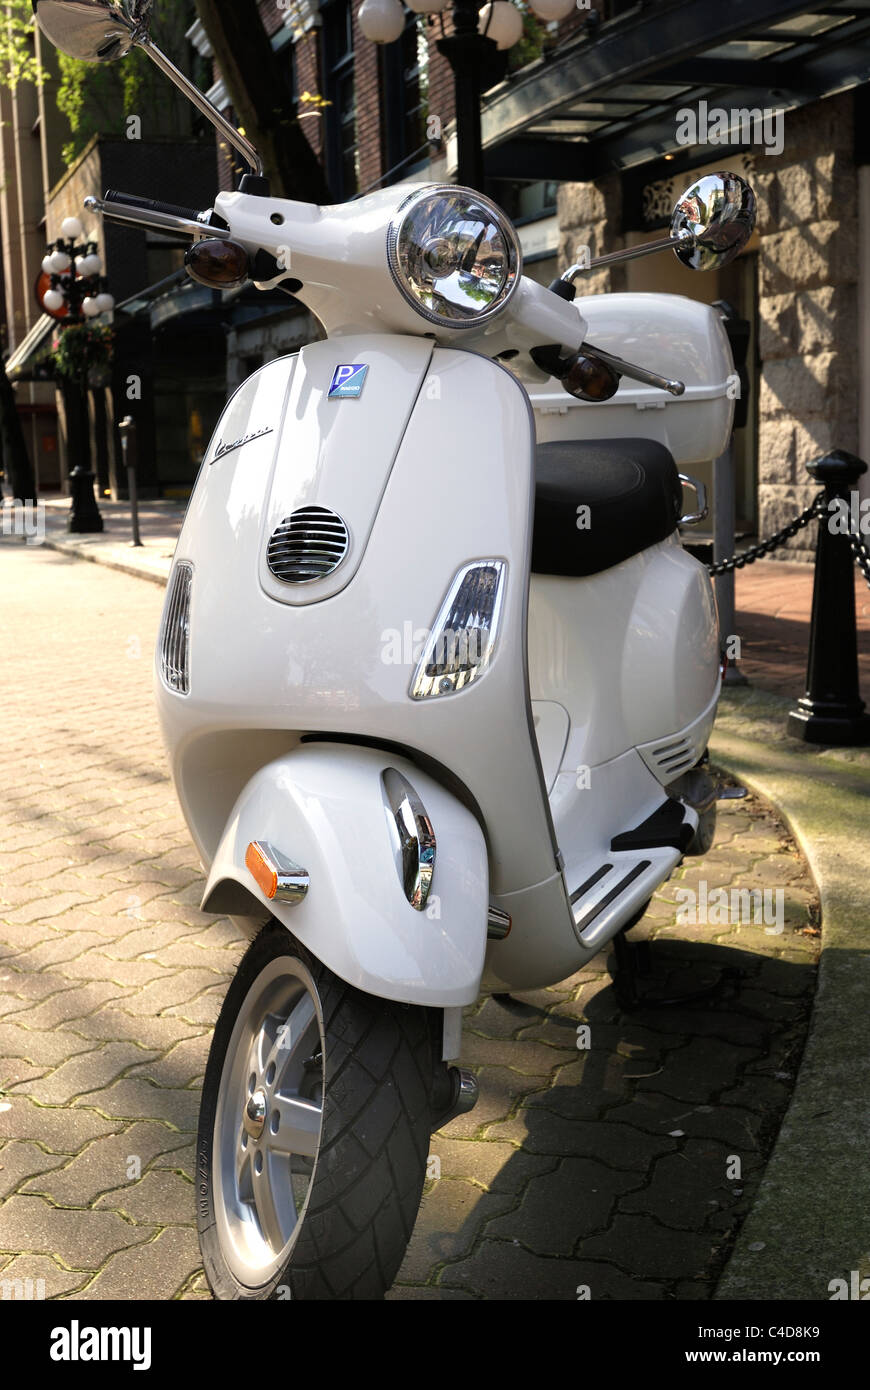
0 540 820 1299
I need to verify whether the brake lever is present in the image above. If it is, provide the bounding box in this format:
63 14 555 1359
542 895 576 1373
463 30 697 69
581 341 685 397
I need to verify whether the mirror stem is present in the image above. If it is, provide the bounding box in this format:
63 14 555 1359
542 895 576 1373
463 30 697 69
137 36 264 178
563 230 694 283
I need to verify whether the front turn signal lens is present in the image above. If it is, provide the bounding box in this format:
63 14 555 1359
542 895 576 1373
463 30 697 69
159 561 193 695
245 842 309 905
561 353 621 402
185 238 250 289
410 560 506 700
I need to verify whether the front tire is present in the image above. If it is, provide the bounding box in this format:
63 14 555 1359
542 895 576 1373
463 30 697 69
196 922 435 1299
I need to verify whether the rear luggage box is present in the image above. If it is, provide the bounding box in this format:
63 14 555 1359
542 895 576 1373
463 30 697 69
525 293 736 468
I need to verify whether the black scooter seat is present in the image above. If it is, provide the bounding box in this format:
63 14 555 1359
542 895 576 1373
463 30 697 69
532 437 683 578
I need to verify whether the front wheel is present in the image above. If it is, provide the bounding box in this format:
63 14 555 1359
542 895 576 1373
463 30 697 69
196 922 436 1299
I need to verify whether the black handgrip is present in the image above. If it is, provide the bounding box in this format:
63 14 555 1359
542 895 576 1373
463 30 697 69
104 189 203 222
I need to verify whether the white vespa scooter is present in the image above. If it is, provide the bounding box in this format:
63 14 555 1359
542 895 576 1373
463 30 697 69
36 0 757 1302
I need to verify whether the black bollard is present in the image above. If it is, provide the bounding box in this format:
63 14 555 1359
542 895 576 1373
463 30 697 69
787 450 870 745
65 375 103 534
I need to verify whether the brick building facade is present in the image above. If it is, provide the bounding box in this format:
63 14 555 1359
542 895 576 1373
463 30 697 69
4 0 870 540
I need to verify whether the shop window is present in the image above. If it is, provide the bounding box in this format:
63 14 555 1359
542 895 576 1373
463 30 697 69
323 0 359 199
380 15 430 184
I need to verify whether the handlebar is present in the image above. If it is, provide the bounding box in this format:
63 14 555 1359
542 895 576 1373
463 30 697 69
104 190 205 223
84 191 231 242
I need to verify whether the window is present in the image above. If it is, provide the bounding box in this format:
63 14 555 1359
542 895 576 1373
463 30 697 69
323 0 358 200
491 181 558 225
380 15 430 184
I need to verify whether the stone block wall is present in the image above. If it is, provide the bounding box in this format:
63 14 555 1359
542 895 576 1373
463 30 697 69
754 91 859 560
556 173 627 297
556 93 861 561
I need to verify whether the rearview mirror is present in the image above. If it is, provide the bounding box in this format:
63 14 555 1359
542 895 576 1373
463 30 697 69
30 0 151 63
32 0 264 177
670 172 756 272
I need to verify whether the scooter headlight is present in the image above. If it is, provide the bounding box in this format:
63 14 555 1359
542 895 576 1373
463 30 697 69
387 186 521 329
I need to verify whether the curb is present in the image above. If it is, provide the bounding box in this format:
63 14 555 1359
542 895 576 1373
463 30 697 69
41 536 171 587
710 685 870 1301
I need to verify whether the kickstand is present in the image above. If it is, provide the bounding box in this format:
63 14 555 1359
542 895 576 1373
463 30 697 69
611 931 742 1012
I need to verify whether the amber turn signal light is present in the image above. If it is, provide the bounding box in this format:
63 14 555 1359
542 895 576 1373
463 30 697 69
245 840 310 905
561 352 621 402
185 238 250 289
245 841 278 899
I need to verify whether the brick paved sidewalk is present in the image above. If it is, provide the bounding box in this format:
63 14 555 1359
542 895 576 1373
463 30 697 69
733 562 870 697
0 540 820 1300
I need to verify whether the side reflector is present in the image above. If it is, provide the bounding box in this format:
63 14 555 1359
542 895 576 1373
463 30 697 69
245 841 309 905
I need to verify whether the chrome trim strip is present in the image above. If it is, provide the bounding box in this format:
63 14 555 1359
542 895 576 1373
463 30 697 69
381 768 436 912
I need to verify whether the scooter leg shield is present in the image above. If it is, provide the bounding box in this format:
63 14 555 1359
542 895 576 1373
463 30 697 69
200 742 488 1008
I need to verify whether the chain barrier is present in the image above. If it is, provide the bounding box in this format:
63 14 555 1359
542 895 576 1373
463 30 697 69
848 524 870 591
706 490 826 576
706 487 870 592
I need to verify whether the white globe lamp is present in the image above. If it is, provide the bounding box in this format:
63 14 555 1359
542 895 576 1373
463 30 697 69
527 0 574 19
358 0 405 43
479 2 524 51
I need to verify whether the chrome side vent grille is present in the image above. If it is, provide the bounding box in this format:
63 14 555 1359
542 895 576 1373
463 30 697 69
267 506 349 584
160 561 193 695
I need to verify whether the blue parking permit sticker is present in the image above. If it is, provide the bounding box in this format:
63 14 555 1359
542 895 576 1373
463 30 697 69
328 364 369 399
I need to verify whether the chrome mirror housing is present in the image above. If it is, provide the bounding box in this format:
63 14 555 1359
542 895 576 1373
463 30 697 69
670 172 757 272
30 0 151 63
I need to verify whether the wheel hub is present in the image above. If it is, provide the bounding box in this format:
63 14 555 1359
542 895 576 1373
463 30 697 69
213 957 326 1285
244 1087 267 1140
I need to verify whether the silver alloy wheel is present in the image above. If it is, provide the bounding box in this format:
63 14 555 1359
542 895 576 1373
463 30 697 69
212 954 325 1286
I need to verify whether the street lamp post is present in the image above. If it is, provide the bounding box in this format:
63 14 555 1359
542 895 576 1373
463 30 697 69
357 0 575 191
435 1 499 190
36 216 115 534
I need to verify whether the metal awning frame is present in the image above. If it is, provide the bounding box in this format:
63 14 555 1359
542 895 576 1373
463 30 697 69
482 0 870 182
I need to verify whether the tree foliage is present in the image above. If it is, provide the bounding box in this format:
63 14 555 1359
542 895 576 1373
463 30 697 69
0 0 41 87
54 2 200 163
1 1 330 198
0 1 201 163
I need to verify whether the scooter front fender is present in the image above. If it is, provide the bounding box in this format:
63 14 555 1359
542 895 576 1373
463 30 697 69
201 742 488 1007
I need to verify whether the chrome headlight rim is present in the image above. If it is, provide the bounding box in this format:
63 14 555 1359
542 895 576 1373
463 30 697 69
386 183 522 331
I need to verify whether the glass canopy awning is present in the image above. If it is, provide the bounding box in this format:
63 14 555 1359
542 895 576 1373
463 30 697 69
481 0 870 180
